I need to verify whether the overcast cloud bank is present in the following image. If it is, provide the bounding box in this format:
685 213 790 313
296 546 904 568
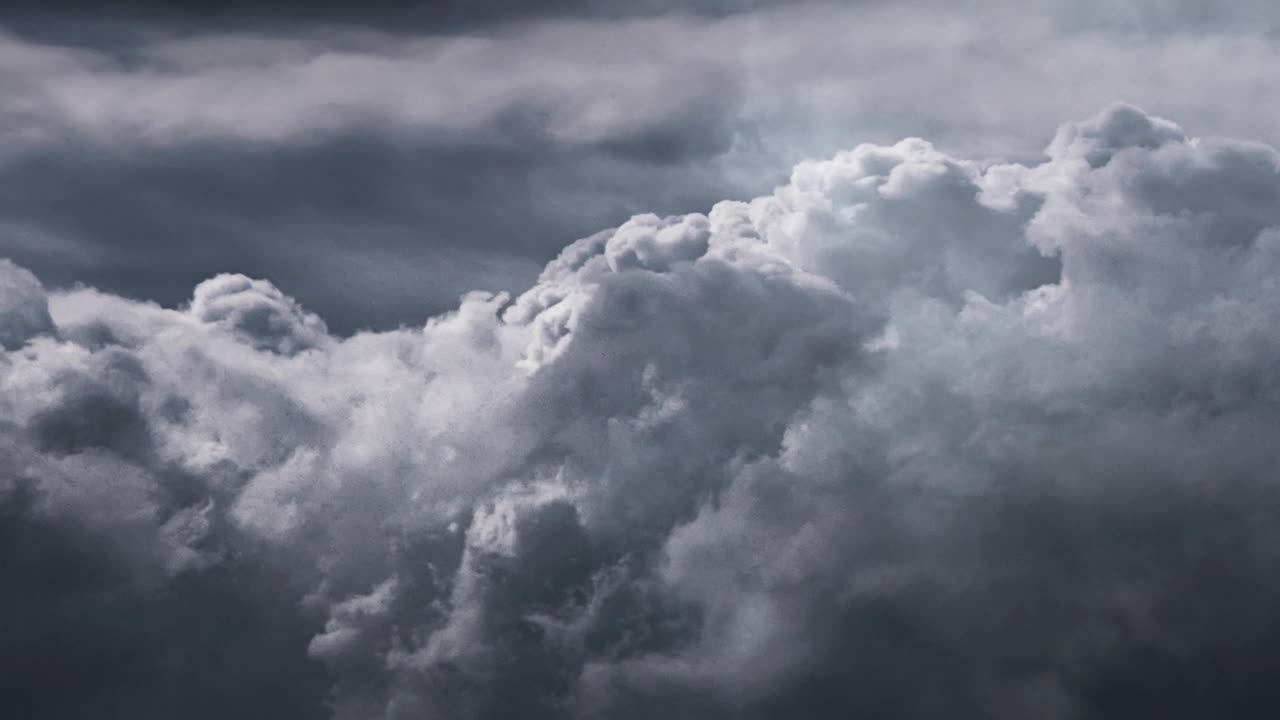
7 105 1280 718
7 0 1280 333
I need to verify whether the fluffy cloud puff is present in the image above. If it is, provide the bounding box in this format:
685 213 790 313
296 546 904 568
189 273 329 354
6 104 1280 719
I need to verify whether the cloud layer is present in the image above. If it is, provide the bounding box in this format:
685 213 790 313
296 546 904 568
7 1 1280 333
7 105 1280 718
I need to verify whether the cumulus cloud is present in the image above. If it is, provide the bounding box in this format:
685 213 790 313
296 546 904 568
8 104 1280 718
189 273 329 354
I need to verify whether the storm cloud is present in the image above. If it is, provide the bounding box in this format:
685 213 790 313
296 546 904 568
6 104 1280 718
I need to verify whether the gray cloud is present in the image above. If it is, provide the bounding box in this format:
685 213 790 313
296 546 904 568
189 274 330 354
6 104 1280 718
7 1 1280 336
0 20 752 332
0 259 53 349
3 0 805 35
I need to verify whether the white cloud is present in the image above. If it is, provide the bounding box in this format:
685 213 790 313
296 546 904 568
8 103 1280 716
189 273 329 354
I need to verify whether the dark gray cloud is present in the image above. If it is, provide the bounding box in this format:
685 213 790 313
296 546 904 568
7 105 1280 718
3 0 796 31
0 488 331 720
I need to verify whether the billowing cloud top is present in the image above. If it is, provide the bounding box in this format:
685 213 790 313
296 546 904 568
7 105 1280 719
189 273 329 354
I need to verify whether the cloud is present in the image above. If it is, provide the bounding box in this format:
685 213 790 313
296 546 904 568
0 22 740 149
0 258 53 349
8 1 1280 338
7 3 1280 304
0 19 751 332
189 273 329 354
8 104 1280 718
4 0 812 33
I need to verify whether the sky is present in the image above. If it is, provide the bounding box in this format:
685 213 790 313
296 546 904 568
6 1 1280 719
